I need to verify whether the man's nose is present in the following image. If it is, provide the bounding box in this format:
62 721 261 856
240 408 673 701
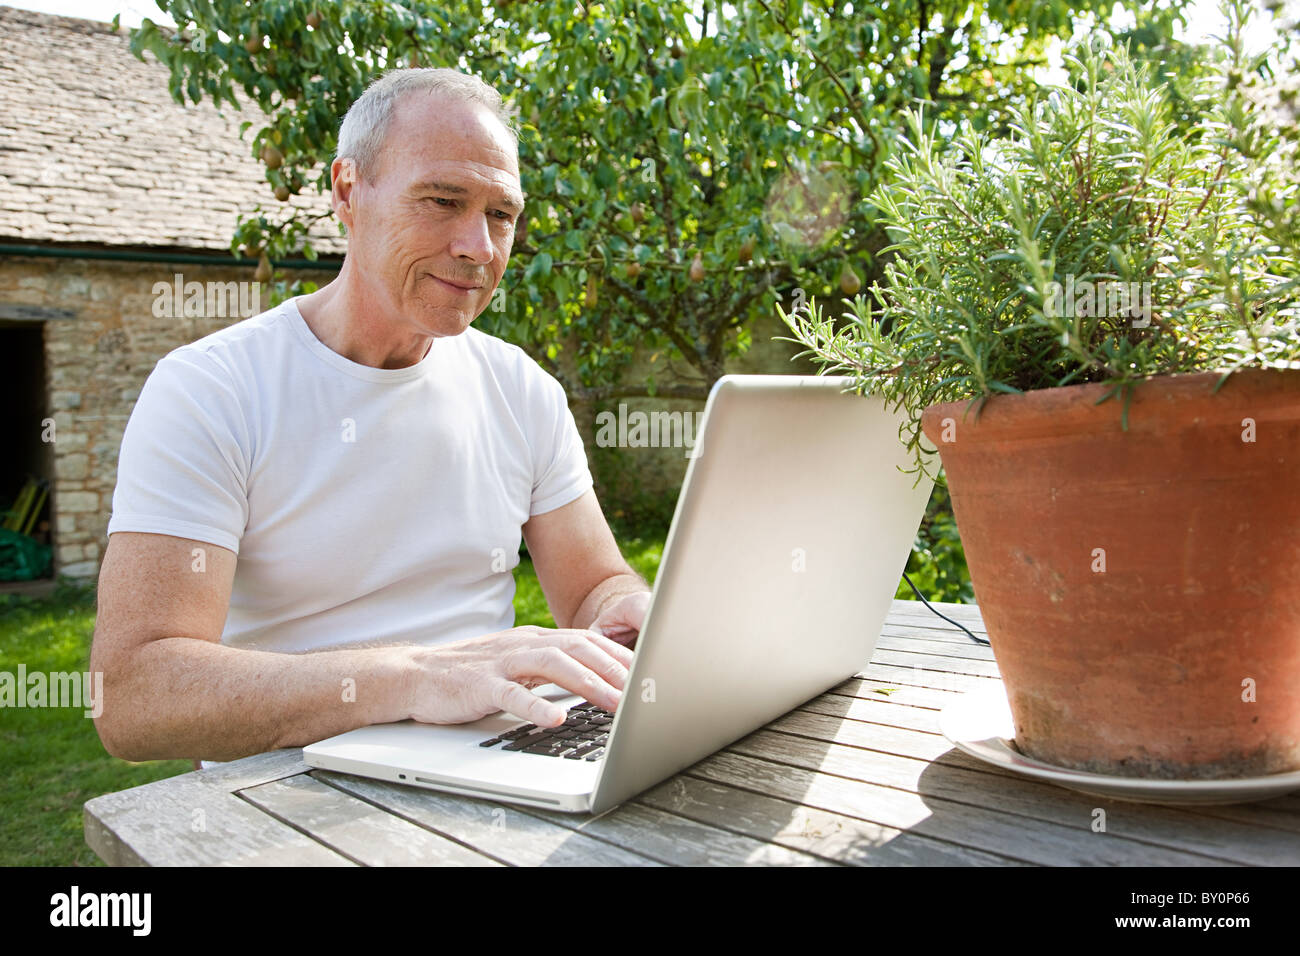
449 211 495 264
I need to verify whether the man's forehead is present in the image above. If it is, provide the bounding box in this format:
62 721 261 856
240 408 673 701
382 93 523 204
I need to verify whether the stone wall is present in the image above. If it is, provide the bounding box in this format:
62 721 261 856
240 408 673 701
0 254 336 578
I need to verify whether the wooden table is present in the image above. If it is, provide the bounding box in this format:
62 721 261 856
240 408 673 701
84 600 1300 866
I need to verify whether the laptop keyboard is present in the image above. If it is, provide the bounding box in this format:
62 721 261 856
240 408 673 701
478 702 613 761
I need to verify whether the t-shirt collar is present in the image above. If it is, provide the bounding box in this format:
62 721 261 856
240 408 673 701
284 295 441 384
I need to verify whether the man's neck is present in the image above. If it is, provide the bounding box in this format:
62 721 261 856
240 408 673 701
295 268 434 370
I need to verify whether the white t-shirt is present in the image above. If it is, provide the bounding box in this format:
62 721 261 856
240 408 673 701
107 295 593 654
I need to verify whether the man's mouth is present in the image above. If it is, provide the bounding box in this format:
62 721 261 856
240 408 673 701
429 274 482 292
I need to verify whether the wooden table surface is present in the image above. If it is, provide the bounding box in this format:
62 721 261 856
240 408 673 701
84 600 1300 866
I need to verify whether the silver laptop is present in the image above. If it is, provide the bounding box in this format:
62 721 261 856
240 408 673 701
303 374 935 814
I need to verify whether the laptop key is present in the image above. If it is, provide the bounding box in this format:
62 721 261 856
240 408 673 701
523 742 566 755
489 709 610 755
583 747 605 761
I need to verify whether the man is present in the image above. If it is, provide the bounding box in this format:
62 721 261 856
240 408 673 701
90 68 651 765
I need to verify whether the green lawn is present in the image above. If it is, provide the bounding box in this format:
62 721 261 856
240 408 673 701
0 580 189 867
0 537 665 866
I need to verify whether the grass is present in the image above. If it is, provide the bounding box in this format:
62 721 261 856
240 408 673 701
514 534 664 627
0 536 666 866
0 580 190 867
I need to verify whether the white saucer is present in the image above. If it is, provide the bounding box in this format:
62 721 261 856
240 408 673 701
939 686 1300 806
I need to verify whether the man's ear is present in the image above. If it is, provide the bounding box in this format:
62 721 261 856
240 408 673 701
332 157 358 230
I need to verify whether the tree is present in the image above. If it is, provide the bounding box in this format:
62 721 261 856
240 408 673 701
125 0 1195 400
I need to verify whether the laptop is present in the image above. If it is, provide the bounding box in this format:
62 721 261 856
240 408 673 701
303 374 936 815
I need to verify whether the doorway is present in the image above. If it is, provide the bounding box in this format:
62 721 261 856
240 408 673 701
0 321 53 581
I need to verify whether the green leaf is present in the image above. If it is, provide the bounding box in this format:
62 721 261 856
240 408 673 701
527 252 553 281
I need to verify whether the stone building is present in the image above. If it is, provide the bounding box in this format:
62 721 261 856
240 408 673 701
0 7 341 580
0 6 810 583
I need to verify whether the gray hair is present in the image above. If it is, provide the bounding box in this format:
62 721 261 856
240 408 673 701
336 68 519 184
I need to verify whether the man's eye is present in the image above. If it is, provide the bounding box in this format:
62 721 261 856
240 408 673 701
428 197 454 207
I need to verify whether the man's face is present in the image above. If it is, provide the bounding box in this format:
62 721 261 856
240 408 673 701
339 93 524 338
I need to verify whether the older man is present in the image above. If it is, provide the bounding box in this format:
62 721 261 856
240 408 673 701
90 69 651 765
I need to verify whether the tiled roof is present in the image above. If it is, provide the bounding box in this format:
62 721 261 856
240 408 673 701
0 5 346 256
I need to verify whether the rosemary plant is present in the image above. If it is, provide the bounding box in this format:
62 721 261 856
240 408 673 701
781 2 1299 479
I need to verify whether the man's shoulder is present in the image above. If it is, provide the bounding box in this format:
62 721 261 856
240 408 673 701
169 301 292 362
458 324 526 363
151 301 293 390
458 325 561 393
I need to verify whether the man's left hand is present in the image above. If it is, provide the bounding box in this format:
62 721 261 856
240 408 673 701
589 590 651 649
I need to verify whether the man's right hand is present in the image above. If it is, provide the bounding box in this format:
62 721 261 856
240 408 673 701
406 625 634 728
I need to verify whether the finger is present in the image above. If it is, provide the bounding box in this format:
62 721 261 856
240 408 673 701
593 626 637 650
553 632 632 693
604 631 637 650
492 680 567 728
548 627 634 668
549 629 633 685
577 629 636 668
504 646 622 712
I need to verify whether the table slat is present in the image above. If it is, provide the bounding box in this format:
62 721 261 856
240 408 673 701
886 600 986 626
877 625 993 647
751 715 1300 866
635 773 1032 866
833 676 968 710
689 750 1232 866
871 647 1003 678
239 775 502 866
858 661 1002 695
517 800 837 866
84 776 354 867
800 690 946 733
313 771 664 867
876 632 997 661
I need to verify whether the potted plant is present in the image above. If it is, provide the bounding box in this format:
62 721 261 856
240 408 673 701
781 8 1300 779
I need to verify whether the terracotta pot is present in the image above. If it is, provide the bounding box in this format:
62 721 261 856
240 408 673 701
920 368 1300 778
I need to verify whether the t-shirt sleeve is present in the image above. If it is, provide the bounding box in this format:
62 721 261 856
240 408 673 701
106 349 250 553
526 366 594 517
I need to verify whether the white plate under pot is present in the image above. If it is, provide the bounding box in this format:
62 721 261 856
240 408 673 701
939 686 1300 806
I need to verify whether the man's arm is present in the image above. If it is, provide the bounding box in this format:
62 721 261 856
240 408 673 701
92 530 634 763
91 532 422 763
522 490 652 641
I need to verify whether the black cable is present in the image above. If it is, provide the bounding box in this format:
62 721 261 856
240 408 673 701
901 571 990 645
